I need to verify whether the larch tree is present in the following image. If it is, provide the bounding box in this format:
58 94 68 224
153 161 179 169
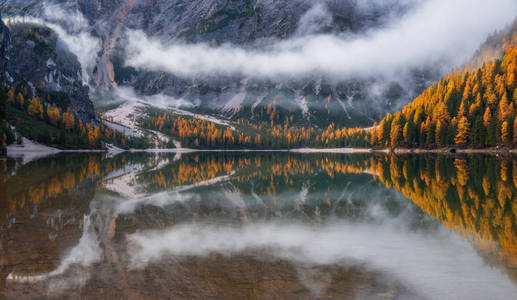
46 103 61 127
7 88 14 105
499 92 511 120
483 107 492 127
63 108 75 130
390 124 402 149
501 121 511 145
434 102 451 124
27 97 43 119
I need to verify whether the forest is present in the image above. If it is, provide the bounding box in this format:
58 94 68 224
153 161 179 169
1 83 149 150
342 33 517 150
141 109 370 149
139 38 517 150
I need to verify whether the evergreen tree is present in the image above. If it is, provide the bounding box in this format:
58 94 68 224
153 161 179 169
455 117 471 146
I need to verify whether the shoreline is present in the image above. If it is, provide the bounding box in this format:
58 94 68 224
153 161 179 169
6 147 517 156
290 148 517 155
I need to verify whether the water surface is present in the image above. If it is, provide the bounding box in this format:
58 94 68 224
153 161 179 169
1 152 516 299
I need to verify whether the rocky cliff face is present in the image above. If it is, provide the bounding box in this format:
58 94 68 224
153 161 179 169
1 12 12 151
0 12 11 83
7 23 95 122
0 9 95 123
112 0 428 127
2 0 434 127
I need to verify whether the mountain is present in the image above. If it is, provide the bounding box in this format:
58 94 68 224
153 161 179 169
0 12 10 83
8 23 95 123
0 11 12 150
2 0 437 129
0 14 103 149
2 1 515 151
0 12 95 123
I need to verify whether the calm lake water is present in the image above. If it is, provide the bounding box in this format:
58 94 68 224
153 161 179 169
1 152 517 299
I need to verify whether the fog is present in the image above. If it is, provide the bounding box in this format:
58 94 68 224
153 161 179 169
4 4 101 83
125 0 517 80
127 221 517 300
111 86 195 109
42 3 101 81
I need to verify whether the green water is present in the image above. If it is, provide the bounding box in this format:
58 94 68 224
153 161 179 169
1 152 516 299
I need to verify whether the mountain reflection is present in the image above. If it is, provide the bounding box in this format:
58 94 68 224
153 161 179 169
1 153 517 299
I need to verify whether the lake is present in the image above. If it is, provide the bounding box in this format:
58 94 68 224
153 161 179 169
1 152 516 299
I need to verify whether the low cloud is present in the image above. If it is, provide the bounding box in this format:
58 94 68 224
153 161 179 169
42 3 90 32
125 0 517 80
4 3 100 83
112 86 195 109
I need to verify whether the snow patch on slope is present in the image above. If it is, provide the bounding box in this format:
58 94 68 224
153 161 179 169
170 108 235 130
103 101 146 136
222 78 248 117
222 92 246 117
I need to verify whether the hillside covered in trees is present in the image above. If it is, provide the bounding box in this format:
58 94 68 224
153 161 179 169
340 25 517 150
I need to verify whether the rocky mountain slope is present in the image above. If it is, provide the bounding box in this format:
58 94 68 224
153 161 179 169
0 12 10 83
0 12 95 123
1 12 12 149
2 0 434 128
8 23 95 122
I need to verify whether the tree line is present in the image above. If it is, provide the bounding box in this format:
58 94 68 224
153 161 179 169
2 84 149 149
141 110 371 149
338 44 517 149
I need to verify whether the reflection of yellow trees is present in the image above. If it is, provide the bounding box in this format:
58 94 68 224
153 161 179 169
501 160 509 182
9 153 517 277
5 153 517 282
361 155 517 278
143 156 242 188
206 154 517 278
5 156 127 215
142 153 517 271
144 154 377 190
142 155 385 200
454 159 469 186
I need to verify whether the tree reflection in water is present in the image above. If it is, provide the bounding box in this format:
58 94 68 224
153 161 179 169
1 153 516 299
